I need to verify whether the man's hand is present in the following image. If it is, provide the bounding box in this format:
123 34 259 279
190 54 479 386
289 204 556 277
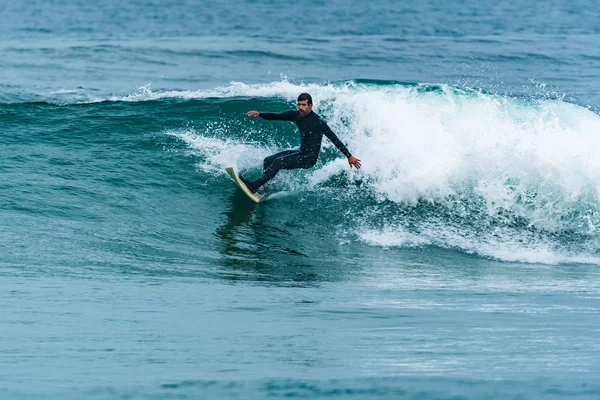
247 110 260 117
348 155 362 169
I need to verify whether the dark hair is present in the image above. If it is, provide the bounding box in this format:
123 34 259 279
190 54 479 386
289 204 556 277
297 93 313 105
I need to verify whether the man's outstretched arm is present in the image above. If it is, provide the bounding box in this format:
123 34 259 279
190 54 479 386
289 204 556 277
323 124 362 169
247 110 297 121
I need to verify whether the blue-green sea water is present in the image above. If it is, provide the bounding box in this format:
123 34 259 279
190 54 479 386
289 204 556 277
2 1 600 398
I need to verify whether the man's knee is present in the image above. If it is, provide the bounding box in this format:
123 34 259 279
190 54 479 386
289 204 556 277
264 154 280 169
265 156 286 172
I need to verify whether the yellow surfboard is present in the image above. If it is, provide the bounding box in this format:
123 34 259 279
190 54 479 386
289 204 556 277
225 167 262 203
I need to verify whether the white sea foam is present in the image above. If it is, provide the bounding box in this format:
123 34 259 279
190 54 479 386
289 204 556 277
334 84 600 264
359 224 600 265
166 129 270 174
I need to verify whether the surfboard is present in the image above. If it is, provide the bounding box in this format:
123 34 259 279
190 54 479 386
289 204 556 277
225 167 262 203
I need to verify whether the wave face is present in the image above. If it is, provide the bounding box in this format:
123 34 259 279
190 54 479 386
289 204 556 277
3 80 600 264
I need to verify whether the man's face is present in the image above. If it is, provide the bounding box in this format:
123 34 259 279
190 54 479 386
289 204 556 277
297 100 312 116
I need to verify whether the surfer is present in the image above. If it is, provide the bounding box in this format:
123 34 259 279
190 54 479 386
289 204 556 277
241 93 361 193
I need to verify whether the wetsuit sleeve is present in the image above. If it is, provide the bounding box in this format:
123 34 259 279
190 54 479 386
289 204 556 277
322 122 352 158
258 110 298 121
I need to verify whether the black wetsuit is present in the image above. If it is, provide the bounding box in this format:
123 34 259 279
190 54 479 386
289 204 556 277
244 110 352 192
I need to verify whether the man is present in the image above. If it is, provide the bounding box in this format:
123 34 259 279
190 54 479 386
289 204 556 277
241 93 361 193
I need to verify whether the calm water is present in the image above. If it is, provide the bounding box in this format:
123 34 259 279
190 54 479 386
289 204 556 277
1 1 600 398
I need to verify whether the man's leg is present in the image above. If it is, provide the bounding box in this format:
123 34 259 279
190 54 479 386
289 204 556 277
239 150 297 192
263 150 298 172
244 151 313 193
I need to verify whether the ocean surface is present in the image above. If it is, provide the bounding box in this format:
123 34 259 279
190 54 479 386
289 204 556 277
2 0 600 398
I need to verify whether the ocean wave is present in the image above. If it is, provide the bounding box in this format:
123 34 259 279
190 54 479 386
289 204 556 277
6 79 598 263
